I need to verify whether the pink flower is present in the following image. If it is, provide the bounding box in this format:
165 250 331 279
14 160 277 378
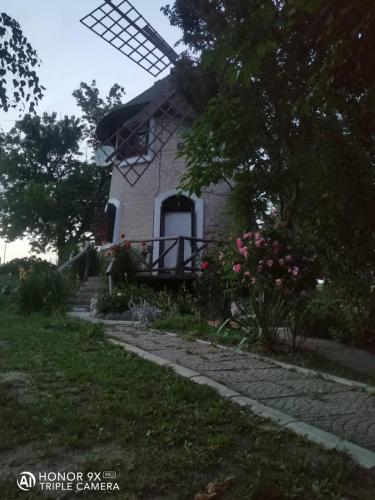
292 266 300 276
201 261 209 271
236 238 244 250
233 264 242 273
267 259 273 268
278 258 285 267
239 246 249 257
255 231 261 240
255 240 261 248
243 231 253 240
251 277 257 285
275 279 283 287
288 268 292 273
285 255 293 262
244 271 252 278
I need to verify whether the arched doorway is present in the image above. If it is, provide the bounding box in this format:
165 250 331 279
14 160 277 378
160 195 195 270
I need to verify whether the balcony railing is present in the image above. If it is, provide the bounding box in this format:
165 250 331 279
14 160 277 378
105 236 214 290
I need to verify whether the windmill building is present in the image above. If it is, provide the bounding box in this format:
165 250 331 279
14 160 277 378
82 0 231 275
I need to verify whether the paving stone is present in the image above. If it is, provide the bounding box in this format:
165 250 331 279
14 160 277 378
309 413 375 451
202 368 301 388
200 357 277 372
104 326 375 453
267 389 375 418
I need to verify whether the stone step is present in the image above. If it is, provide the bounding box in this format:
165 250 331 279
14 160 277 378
86 276 102 283
79 285 100 293
70 306 89 313
71 297 92 306
75 291 96 300
80 282 102 289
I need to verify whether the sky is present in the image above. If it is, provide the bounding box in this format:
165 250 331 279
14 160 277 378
0 0 181 264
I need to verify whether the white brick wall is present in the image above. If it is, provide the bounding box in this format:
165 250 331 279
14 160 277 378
108 118 231 242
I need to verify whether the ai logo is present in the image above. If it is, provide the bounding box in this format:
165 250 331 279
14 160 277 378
17 471 36 491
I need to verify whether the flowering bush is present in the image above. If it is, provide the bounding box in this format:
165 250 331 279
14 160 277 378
199 230 320 350
105 235 149 285
194 253 231 320
217 230 319 299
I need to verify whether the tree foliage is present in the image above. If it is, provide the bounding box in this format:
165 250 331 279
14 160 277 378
0 113 109 262
0 12 44 112
163 1 375 262
0 83 126 262
72 80 125 148
163 0 375 339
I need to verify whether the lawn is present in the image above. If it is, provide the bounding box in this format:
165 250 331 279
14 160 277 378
1 307 375 499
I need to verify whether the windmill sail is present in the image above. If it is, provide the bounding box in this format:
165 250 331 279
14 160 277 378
102 88 195 187
81 0 178 76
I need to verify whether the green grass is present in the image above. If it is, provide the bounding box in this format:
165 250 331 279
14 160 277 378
0 311 375 499
152 315 244 345
153 315 375 387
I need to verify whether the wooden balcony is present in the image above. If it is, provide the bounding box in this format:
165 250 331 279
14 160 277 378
106 236 214 285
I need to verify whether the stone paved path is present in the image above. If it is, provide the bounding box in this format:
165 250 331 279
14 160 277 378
106 325 375 454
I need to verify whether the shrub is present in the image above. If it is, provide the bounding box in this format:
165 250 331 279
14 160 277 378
193 255 231 320
16 265 69 314
230 287 292 351
204 230 320 350
154 285 197 316
104 240 145 285
97 284 155 314
0 257 53 276
298 284 375 346
153 289 178 315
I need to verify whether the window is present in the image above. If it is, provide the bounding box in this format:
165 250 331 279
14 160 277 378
106 203 117 243
116 121 149 160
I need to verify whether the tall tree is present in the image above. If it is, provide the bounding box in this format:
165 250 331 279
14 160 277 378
163 0 375 273
0 12 44 112
0 113 110 262
0 82 126 261
72 80 125 148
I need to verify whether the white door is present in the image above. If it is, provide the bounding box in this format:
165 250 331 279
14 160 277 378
164 212 192 270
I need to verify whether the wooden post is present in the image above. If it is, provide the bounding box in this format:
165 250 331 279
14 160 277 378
109 274 113 296
84 244 91 281
148 244 154 272
176 237 185 277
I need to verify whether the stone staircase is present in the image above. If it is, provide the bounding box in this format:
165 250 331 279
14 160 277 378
70 276 103 313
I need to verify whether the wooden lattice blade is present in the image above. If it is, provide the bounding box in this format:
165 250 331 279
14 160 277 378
80 0 178 77
110 96 194 187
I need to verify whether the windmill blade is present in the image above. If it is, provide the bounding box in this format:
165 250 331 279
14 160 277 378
80 0 178 77
102 90 195 187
